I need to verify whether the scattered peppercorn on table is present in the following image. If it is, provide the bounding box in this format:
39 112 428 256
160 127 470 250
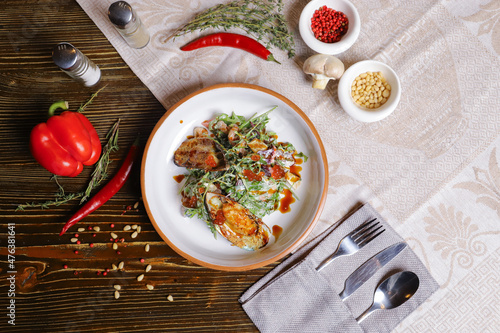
1 0 499 332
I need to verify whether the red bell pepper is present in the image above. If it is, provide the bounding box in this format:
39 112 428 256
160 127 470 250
30 101 102 177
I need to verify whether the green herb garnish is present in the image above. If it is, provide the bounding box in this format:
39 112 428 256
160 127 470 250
167 0 295 58
178 108 307 235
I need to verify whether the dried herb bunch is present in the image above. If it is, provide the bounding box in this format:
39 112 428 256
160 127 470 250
169 0 295 58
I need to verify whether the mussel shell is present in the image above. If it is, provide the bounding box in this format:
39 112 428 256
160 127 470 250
205 192 270 251
173 137 228 171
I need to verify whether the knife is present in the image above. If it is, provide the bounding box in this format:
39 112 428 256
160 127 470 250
339 242 407 301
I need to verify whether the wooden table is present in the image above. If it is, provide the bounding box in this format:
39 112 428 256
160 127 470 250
0 1 270 331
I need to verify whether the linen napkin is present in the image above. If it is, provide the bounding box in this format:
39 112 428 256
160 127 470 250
239 203 439 333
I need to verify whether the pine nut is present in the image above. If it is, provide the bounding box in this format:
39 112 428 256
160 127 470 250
145 244 150 252
114 285 121 290
351 71 391 109
133 201 139 209
71 238 78 243
145 264 152 272
110 232 118 239
118 261 124 270
113 243 118 250
136 226 141 233
131 231 138 239
112 264 118 270
137 274 144 281
78 228 85 232
123 225 131 231
114 290 120 299
93 226 100 232
167 295 174 302
146 284 154 290
132 224 138 230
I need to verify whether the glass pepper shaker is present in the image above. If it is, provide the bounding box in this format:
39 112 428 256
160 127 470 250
52 43 101 87
108 1 150 49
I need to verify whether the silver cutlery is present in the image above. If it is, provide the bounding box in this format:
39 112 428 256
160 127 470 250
339 242 407 300
315 218 385 272
356 271 419 323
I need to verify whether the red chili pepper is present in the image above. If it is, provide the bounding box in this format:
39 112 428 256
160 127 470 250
59 137 140 236
181 33 281 64
30 101 102 177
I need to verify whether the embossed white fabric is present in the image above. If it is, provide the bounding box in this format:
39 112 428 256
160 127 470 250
76 0 500 331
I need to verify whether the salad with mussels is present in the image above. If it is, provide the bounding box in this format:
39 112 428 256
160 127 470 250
173 108 307 250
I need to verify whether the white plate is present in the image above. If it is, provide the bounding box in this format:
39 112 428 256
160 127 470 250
141 83 328 271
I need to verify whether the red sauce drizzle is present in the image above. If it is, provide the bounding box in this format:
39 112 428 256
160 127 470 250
290 164 302 177
173 174 185 183
279 189 295 213
272 225 283 241
290 155 303 178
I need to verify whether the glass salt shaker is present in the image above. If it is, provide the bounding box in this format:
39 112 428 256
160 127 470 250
52 43 101 87
108 1 150 49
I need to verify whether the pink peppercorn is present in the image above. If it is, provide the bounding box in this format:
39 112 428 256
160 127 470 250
89 243 94 248
140 258 145 263
110 223 115 228
311 6 349 43
63 264 68 269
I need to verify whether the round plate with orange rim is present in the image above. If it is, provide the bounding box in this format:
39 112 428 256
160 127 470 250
141 83 328 271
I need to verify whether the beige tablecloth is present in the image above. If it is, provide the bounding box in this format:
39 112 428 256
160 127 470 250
76 0 500 331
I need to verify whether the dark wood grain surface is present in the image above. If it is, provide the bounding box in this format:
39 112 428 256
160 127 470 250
0 1 274 331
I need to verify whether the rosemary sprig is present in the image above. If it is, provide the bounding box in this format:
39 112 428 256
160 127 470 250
167 0 295 58
15 119 121 211
77 85 107 113
80 119 120 203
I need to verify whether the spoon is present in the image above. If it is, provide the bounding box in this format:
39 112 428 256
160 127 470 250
356 271 419 323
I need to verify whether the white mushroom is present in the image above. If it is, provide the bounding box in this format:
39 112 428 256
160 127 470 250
303 54 345 89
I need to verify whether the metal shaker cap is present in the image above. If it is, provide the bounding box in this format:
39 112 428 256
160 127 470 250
108 1 136 29
52 42 80 70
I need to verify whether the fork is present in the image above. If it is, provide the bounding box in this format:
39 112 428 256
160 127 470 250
315 218 385 272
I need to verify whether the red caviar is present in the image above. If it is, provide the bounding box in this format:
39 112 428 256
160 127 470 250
311 6 349 43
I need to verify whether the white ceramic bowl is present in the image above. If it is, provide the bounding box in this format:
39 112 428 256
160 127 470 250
141 83 328 271
338 60 401 122
299 0 360 55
